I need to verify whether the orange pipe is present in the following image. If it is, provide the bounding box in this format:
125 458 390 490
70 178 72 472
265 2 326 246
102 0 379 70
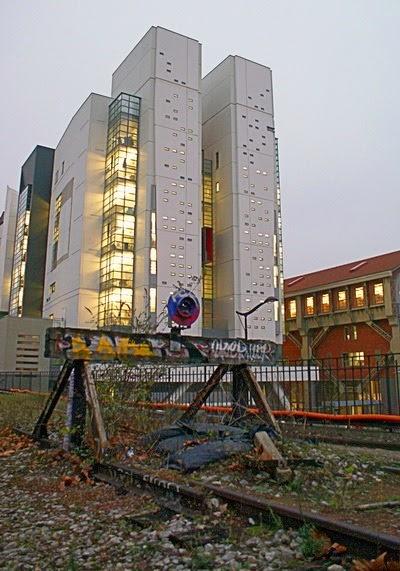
138 401 400 424
5 388 399 424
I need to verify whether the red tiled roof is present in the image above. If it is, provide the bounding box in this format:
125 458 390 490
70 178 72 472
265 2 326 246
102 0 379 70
285 250 400 294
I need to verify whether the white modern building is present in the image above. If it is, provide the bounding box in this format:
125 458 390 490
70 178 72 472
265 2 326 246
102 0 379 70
37 27 283 343
202 56 283 341
0 186 18 312
108 27 203 335
42 93 110 328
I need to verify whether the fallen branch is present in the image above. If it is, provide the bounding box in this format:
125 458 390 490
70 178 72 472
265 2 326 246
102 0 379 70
355 500 400 511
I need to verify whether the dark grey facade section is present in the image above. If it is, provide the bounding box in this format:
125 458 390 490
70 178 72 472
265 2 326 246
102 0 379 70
17 146 54 317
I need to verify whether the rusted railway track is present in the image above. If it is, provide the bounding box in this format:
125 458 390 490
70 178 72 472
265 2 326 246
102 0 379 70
288 433 400 451
92 462 400 558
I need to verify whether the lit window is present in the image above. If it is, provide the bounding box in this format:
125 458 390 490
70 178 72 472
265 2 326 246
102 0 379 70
49 282 56 294
150 247 157 275
337 290 347 310
373 282 384 305
305 296 314 316
321 293 330 313
149 288 156 313
288 299 296 319
343 351 364 367
344 325 357 341
216 182 220 193
354 286 365 307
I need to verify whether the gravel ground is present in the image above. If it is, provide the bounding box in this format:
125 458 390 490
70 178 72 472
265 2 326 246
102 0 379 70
0 439 338 571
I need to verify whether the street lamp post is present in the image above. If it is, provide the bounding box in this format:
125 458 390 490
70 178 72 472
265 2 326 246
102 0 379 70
236 296 279 341
231 296 279 420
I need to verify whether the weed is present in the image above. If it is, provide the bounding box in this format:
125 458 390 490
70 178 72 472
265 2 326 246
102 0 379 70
328 478 352 510
190 549 214 569
65 554 79 571
246 523 271 537
285 475 304 494
298 523 324 559
267 508 283 532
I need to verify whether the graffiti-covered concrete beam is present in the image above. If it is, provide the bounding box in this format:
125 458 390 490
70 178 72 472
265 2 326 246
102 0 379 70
45 328 280 366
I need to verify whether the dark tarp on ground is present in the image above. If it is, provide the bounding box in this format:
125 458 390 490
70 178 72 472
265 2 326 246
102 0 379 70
165 439 253 471
140 422 278 472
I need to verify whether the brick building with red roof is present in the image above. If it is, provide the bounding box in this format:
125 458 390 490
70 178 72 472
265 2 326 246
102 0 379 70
283 250 400 364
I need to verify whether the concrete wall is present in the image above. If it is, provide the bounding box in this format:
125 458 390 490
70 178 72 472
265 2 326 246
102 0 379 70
202 56 282 342
0 315 52 371
111 27 202 335
42 93 110 328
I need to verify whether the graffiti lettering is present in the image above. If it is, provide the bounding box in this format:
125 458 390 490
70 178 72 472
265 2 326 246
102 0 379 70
46 328 278 365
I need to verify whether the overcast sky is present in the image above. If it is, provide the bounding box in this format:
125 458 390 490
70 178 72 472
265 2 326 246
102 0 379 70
1 0 399 277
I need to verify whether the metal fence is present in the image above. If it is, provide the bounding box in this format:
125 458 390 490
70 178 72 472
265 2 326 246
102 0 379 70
0 371 57 393
1 354 400 416
91 355 400 416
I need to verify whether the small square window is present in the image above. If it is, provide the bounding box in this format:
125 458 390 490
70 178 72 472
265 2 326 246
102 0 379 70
373 282 384 304
288 299 296 319
305 296 314 316
354 286 365 307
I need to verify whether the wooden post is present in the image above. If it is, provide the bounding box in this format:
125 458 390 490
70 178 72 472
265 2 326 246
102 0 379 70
32 360 74 440
232 364 249 420
179 364 229 423
241 365 281 435
254 431 284 462
69 361 87 449
81 362 108 460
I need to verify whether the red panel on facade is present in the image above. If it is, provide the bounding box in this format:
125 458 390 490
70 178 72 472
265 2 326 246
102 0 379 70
202 227 213 265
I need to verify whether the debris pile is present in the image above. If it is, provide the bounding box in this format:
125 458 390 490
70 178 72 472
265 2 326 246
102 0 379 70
141 422 281 472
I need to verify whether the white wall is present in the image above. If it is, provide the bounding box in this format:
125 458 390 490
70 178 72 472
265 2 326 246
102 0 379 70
111 27 202 335
202 56 283 342
0 186 17 311
0 316 52 371
42 93 110 328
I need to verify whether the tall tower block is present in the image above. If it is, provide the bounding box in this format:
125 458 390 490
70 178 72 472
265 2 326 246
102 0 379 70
109 27 202 334
202 56 283 342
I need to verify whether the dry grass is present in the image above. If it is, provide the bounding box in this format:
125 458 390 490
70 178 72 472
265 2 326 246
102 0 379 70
0 392 65 433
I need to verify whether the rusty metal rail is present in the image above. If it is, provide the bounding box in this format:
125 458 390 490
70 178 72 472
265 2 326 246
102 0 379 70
92 462 400 557
288 434 400 452
93 463 205 506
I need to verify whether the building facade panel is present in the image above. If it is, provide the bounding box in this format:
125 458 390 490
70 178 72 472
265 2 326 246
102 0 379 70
42 94 110 327
0 187 18 312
